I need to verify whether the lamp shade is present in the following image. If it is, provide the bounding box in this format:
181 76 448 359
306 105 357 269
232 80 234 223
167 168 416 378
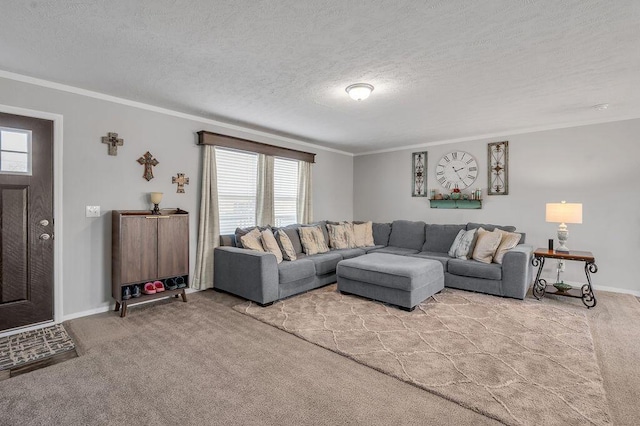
150 192 163 204
546 202 582 224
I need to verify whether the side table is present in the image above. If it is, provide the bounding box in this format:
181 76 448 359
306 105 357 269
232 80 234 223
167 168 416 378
532 249 598 308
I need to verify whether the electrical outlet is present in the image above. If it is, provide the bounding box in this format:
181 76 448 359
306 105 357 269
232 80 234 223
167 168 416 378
86 206 100 218
559 260 565 272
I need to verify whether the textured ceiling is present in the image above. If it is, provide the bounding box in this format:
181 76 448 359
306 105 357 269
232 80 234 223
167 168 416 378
1 1 639 153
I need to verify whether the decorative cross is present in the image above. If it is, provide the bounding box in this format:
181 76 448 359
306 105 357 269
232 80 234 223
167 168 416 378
172 173 190 193
137 151 159 181
101 132 124 156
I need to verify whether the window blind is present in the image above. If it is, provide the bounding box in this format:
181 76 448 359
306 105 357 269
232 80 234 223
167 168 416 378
273 157 299 227
215 147 258 234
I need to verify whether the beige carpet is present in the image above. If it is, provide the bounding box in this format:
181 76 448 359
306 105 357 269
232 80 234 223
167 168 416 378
234 285 611 426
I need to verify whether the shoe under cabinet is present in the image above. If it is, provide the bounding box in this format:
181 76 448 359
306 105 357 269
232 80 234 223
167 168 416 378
112 209 189 317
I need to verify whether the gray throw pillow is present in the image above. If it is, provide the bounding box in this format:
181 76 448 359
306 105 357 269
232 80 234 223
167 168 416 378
448 229 466 258
455 228 478 260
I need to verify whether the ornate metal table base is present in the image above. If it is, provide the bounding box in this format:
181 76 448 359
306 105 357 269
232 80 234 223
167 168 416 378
532 249 597 308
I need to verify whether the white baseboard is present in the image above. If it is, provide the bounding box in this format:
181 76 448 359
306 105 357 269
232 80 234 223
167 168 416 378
62 303 112 321
592 284 640 297
552 280 640 297
61 288 203 322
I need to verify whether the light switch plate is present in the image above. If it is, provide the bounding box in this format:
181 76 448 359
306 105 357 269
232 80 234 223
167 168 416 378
86 206 100 217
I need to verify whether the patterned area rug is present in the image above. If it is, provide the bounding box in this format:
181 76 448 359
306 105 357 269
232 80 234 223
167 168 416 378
0 324 76 371
234 285 611 426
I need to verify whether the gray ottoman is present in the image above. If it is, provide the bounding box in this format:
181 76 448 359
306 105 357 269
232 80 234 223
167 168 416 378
336 253 444 311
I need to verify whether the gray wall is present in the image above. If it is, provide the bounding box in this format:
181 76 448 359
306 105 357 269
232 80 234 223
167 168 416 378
0 76 353 317
354 119 640 294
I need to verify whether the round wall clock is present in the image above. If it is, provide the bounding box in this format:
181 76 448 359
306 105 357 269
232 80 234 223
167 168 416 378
436 151 478 190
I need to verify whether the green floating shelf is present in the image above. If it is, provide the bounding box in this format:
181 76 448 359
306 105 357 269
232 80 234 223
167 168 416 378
429 199 482 209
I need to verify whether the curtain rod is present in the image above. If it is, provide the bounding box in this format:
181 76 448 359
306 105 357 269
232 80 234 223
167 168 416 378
197 131 316 163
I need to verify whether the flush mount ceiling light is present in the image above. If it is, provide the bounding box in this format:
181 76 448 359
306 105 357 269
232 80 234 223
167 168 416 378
593 103 609 111
345 83 374 101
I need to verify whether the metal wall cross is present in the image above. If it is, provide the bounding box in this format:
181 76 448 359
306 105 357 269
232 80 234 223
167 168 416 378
101 132 124 156
172 173 190 193
137 151 159 181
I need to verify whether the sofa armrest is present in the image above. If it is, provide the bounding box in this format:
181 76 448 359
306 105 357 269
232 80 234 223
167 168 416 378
501 244 534 299
214 246 279 305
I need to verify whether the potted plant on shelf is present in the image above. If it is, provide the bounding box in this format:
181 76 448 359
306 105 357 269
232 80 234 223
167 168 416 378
450 185 461 200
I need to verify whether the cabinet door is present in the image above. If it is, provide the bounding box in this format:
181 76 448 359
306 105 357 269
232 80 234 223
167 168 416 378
157 215 189 278
120 216 158 283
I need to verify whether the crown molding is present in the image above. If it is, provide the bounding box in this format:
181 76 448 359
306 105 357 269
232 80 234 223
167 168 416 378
354 115 640 156
0 69 353 157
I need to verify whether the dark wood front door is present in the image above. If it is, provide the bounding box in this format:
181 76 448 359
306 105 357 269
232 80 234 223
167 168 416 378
0 112 54 332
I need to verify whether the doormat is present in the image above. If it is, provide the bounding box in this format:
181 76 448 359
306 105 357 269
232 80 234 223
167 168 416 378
0 324 77 376
234 285 611 426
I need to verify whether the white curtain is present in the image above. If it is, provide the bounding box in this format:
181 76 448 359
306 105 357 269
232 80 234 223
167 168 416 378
297 160 313 224
256 154 275 226
192 146 220 290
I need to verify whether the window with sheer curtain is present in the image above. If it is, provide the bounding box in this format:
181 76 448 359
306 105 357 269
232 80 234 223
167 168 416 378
215 147 258 234
215 148 301 234
273 157 299 227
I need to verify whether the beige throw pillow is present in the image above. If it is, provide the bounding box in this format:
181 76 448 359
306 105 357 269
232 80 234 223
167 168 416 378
353 221 375 247
240 228 265 252
261 228 283 263
455 228 477 260
472 228 503 264
327 223 356 249
493 230 521 264
276 230 296 261
299 226 329 255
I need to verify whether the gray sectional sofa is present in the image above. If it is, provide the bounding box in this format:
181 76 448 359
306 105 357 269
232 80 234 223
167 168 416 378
214 220 534 306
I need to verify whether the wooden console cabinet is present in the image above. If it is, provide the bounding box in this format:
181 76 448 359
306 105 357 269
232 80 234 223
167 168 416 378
112 209 189 317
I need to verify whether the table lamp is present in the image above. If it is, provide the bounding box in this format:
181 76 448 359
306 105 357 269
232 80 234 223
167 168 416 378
150 192 163 215
545 201 582 252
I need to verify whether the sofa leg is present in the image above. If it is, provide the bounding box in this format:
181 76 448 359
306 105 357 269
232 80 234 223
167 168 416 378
399 305 416 312
257 301 274 307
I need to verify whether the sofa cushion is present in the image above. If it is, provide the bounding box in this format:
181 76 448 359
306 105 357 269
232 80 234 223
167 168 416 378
299 225 330 255
409 251 451 272
388 220 426 251
332 248 367 259
493 230 522 264
472 228 503 264
278 258 316 284
363 245 386 253
448 259 502 280
423 224 466 253
275 230 297 261
352 221 375 247
369 246 419 256
239 228 265 252
261 228 283 263
372 223 392 246
307 252 343 275
327 223 356 249
448 229 466 257
455 228 478 260
309 221 330 246
466 223 516 233
235 225 269 249
280 224 304 255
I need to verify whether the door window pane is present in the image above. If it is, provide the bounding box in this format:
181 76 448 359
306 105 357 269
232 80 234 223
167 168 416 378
1 130 28 152
0 128 32 175
1 152 28 173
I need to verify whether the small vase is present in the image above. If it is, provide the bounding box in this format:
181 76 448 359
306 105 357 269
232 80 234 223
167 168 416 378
450 192 461 200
